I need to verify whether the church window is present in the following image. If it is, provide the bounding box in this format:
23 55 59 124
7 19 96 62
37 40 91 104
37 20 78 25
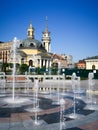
29 60 33 66
30 43 34 47
20 44 23 47
28 31 30 36
43 42 45 46
40 44 43 48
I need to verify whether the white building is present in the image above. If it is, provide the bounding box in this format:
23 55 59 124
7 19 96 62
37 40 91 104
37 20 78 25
85 56 98 70
61 54 73 68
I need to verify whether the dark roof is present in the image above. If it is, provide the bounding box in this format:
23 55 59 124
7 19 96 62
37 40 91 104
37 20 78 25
19 38 46 51
85 55 98 60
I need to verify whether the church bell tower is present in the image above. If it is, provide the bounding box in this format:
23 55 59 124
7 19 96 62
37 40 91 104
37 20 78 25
27 22 35 39
42 17 51 52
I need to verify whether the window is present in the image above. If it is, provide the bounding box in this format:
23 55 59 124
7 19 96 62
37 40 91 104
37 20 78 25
30 43 34 47
92 65 95 70
28 31 30 36
20 44 23 47
29 60 33 66
43 42 45 46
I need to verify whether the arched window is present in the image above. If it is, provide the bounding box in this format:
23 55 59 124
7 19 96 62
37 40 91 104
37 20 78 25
43 42 45 46
20 44 23 47
40 44 44 49
28 31 30 36
29 60 33 66
30 43 34 47
92 65 95 70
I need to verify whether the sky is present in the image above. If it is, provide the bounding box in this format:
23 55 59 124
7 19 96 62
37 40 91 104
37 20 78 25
0 0 98 62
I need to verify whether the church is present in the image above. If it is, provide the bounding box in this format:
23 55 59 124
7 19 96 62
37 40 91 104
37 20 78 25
0 18 72 73
0 21 52 69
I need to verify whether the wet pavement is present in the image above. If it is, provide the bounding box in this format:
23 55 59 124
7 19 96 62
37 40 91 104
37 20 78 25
0 80 98 130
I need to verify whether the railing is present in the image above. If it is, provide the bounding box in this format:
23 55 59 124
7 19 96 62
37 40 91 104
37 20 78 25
5 74 65 82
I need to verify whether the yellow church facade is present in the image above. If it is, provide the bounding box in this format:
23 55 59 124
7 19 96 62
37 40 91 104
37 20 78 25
0 22 52 69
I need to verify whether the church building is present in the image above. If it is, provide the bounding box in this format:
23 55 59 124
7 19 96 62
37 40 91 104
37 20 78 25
0 20 52 69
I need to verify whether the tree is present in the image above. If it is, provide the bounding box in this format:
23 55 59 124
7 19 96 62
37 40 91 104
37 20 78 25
9 63 13 68
19 64 28 74
1 63 9 73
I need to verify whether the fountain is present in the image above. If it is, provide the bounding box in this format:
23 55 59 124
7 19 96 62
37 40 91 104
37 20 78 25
88 72 94 104
32 80 43 125
52 62 61 104
0 72 6 94
75 76 85 99
52 80 60 105
0 69 98 129
24 72 28 94
60 98 66 130
49 81 52 98
25 79 42 113
84 72 98 110
62 76 65 95
71 73 77 118
3 37 32 105
12 37 17 101
33 80 39 111
0 36 98 129
50 81 52 98
76 76 81 98
3 37 20 104
66 73 85 119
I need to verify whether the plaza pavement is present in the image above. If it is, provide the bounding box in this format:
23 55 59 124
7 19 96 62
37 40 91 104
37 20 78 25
0 79 98 130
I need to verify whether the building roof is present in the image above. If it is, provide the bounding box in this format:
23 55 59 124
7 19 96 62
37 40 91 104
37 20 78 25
51 53 65 60
85 55 98 60
19 38 46 51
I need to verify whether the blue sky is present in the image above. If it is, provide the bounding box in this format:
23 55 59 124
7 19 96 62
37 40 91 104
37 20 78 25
0 0 98 62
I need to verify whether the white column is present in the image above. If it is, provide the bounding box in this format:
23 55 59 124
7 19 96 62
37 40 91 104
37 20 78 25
49 60 51 67
40 59 42 68
46 60 49 68
43 59 45 66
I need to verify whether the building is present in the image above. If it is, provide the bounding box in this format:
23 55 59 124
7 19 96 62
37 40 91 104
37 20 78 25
0 19 73 72
76 60 86 69
51 53 67 68
0 20 52 69
85 56 98 70
0 42 12 63
61 54 73 68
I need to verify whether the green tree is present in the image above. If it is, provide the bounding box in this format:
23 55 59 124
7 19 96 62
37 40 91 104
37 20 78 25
9 63 13 68
1 63 9 73
19 64 28 74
